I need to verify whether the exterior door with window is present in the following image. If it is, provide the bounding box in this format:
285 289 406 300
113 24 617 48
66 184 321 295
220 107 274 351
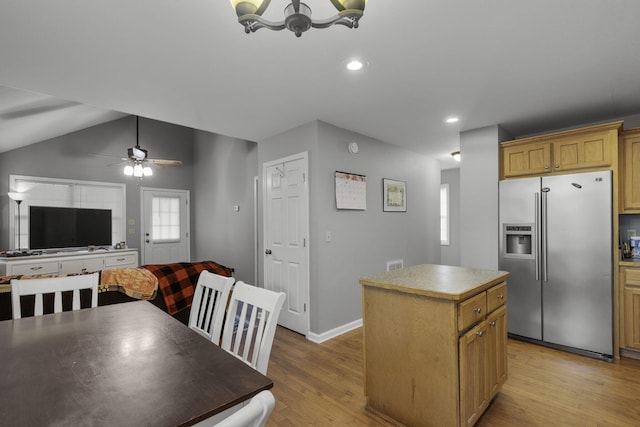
141 188 190 265
263 153 309 336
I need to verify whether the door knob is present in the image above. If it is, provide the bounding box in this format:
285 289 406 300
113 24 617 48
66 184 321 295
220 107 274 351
265 249 272 255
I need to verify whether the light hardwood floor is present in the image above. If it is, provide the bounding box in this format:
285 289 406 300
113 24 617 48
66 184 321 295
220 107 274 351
266 326 640 426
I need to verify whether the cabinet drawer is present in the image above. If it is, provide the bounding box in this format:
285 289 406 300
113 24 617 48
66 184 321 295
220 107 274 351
59 258 104 275
11 261 59 276
105 253 138 268
458 292 487 333
487 282 507 313
624 268 640 286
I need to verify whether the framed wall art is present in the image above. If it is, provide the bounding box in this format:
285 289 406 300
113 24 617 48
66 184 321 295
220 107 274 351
383 178 406 212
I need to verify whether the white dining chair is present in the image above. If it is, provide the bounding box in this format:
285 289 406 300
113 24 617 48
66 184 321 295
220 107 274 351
10 273 99 319
188 271 235 345
220 281 285 375
213 390 275 427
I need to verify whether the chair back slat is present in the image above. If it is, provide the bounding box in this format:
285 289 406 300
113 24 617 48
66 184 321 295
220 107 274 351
220 281 285 375
188 271 235 345
10 273 100 319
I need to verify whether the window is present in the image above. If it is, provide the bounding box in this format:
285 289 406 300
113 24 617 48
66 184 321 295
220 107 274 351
151 196 181 242
9 175 126 250
440 184 450 245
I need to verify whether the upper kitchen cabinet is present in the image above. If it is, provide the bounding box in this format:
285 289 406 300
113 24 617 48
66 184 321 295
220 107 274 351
500 121 622 179
621 128 640 212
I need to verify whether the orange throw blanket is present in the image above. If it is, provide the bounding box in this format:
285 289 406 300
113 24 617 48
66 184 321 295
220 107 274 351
142 261 234 315
100 268 158 300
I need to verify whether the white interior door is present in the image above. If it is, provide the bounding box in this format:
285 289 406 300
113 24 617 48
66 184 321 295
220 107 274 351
141 188 190 265
263 153 309 335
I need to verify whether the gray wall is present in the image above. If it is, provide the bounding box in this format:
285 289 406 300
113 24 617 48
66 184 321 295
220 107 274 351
441 168 461 266
0 117 258 280
259 120 441 335
0 116 194 251
460 125 512 269
192 131 258 283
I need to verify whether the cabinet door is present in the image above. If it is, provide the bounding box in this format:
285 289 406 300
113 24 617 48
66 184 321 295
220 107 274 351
486 305 508 397
502 142 551 178
623 132 640 211
622 267 640 351
552 132 611 172
459 321 489 427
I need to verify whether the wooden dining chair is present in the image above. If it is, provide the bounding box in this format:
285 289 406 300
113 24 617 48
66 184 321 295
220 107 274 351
10 273 100 319
188 271 235 344
214 390 275 427
220 281 286 375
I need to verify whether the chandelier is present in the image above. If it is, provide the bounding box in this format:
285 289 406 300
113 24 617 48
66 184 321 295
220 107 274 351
229 0 367 37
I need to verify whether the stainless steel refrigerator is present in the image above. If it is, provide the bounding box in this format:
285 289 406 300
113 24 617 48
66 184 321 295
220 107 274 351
498 170 613 360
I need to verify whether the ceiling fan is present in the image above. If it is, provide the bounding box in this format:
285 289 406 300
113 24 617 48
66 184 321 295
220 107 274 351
92 116 182 177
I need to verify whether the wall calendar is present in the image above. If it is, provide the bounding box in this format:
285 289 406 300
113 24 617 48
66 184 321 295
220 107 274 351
335 171 366 210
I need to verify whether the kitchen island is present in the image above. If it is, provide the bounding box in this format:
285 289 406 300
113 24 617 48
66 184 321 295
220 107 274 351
359 264 510 427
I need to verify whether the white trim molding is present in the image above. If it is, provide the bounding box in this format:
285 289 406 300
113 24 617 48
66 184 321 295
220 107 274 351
306 318 363 344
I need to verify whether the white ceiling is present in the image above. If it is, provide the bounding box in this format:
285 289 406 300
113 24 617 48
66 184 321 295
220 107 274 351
1 0 640 170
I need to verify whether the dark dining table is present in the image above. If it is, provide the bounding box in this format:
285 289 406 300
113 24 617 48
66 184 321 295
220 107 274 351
0 300 273 426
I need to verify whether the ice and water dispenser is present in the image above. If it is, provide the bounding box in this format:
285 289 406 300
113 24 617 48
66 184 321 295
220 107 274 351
503 224 535 259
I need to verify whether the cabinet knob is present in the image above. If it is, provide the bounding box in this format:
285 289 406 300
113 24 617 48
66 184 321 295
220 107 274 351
497 294 504 300
476 331 484 337
555 164 560 168
474 307 482 314
490 321 496 327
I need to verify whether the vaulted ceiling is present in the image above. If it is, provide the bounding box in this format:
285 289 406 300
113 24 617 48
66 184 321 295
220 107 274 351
1 0 640 169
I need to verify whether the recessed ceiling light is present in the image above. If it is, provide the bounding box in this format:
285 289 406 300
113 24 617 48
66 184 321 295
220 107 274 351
346 60 364 71
445 117 459 124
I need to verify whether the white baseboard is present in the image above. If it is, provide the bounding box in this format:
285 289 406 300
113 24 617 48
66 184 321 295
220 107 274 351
306 318 363 344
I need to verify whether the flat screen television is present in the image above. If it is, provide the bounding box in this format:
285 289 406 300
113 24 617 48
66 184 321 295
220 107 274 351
29 206 112 250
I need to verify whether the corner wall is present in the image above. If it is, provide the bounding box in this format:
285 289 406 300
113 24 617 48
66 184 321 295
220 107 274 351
259 120 441 336
192 131 258 283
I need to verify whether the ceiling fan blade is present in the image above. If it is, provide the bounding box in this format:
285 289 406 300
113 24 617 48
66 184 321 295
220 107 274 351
108 161 128 167
146 158 183 165
88 153 125 160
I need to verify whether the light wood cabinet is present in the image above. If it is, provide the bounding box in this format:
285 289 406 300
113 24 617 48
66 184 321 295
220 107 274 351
621 266 640 353
360 264 509 427
621 129 640 212
459 299 508 427
502 141 552 178
500 121 622 179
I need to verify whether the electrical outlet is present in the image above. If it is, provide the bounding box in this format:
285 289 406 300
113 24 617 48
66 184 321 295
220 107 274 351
386 259 404 271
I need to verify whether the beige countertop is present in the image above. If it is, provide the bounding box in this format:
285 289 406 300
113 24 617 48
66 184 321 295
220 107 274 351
359 263 510 301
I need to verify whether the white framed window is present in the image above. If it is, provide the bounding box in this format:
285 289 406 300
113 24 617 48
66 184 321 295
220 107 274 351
9 175 126 250
440 184 450 246
151 196 181 242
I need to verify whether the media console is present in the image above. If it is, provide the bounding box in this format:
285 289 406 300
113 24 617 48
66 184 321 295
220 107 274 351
0 249 138 277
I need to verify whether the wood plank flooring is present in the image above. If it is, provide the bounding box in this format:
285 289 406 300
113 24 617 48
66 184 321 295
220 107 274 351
266 326 640 426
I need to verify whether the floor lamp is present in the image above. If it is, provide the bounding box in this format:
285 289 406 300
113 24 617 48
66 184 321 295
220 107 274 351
8 192 26 251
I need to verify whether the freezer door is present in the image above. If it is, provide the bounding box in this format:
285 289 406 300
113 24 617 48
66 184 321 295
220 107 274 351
542 171 613 355
499 177 542 340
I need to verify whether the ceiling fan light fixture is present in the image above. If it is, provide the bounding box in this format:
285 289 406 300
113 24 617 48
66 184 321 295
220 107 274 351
143 166 153 177
133 164 144 178
124 165 134 176
232 0 366 37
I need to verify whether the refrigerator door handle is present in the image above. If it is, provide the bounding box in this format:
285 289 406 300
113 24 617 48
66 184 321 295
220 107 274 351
535 192 540 281
542 189 549 282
